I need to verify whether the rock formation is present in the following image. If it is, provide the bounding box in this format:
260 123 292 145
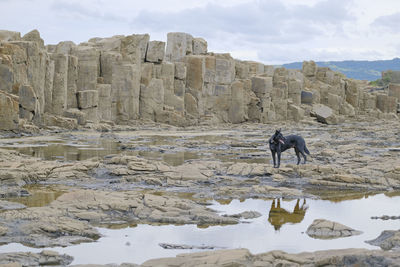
0 29 399 130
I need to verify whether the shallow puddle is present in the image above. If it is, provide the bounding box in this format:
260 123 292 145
2 193 400 265
4 185 65 207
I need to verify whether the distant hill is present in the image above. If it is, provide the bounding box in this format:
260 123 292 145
282 58 400 81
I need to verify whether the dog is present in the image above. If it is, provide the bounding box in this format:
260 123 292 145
269 129 310 168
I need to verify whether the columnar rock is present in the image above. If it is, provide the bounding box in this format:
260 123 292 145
287 103 304 122
54 41 76 54
288 78 302 105
193 38 207 55
215 54 235 85
44 57 55 113
139 78 164 121
345 79 360 108
228 80 247 123
121 34 149 63
327 93 342 112
51 53 68 115
235 60 250 79
302 60 317 77
77 90 99 122
376 94 397 113
67 55 78 109
11 40 46 116
388 83 400 101
72 46 99 92
264 65 275 77
0 90 19 130
19 85 40 122
361 92 377 110
174 62 186 98
22 29 44 50
0 30 21 42
97 84 112 121
246 61 264 76
185 55 205 93
272 68 289 101
100 51 122 84
251 76 274 122
88 35 121 52
146 41 165 63
0 52 14 93
111 63 140 122
165 32 193 62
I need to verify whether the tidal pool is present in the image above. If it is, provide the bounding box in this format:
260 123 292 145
2 193 400 265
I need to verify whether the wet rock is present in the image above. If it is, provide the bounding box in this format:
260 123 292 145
306 219 362 239
366 230 400 250
0 250 73 266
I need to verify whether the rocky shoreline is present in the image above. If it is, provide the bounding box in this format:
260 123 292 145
0 119 400 265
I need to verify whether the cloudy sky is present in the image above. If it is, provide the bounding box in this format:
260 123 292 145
1 0 400 64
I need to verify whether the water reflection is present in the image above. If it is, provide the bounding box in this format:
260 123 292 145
4 185 65 207
268 199 308 230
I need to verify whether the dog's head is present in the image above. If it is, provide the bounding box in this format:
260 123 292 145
271 129 285 145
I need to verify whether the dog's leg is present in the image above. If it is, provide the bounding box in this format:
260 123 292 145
295 147 301 165
271 151 276 167
300 150 307 164
277 152 281 168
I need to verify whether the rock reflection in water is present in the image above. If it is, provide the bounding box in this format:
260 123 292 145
268 199 308 230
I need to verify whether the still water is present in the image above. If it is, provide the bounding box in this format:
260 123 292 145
2 193 400 265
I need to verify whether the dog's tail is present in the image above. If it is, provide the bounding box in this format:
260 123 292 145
304 146 310 155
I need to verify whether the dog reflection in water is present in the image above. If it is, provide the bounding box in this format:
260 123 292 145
268 198 308 230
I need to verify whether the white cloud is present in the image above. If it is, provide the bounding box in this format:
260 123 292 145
0 0 399 64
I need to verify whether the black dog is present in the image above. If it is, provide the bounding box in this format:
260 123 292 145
269 129 310 168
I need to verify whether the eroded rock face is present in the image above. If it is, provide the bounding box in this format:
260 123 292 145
306 219 362 239
1 29 398 130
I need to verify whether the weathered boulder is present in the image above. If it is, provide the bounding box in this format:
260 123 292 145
306 219 362 239
366 230 400 250
0 91 19 130
311 104 338 124
146 41 165 63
